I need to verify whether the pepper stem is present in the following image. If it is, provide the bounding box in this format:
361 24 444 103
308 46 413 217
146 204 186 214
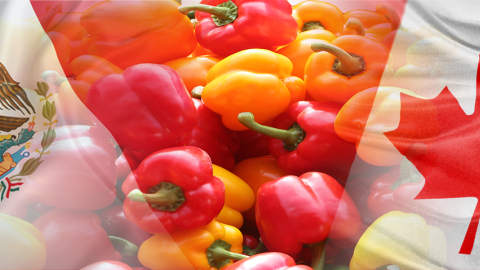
41 70 68 87
302 21 325 32
191 86 204 99
309 240 327 270
345 18 365 36
311 42 365 77
127 182 185 212
376 3 401 31
178 1 238 27
390 157 421 190
238 112 305 151
207 239 249 269
109 236 139 257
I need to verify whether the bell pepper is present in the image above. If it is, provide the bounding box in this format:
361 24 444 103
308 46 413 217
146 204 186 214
19 125 117 210
238 101 356 185
164 56 221 92
80 0 196 69
292 0 344 35
122 146 225 234
225 253 313 270
178 98 240 171
368 159 424 219
212 164 254 228
178 0 298 57
202 49 305 131
0 213 46 269
86 63 198 154
334 86 439 166
116 149 141 183
343 9 388 31
304 36 391 103
256 172 362 269
67 55 124 104
32 208 115 269
81 261 132 270
350 211 447 270
277 29 336 79
363 4 401 41
139 220 247 270
232 156 287 229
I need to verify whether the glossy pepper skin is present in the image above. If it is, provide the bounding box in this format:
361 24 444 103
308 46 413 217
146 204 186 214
122 146 225 234
212 164 254 228
304 35 391 103
202 49 305 131
232 156 286 229
292 0 344 35
164 56 221 92
179 98 240 171
181 0 297 57
139 220 245 270
0 213 46 269
33 208 115 269
225 253 313 270
256 172 362 256
80 0 196 69
86 64 198 154
240 101 357 185
350 211 447 270
68 55 123 103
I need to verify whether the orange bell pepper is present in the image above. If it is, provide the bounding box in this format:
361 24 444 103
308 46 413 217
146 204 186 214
212 165 254 229
304 36 391 103
192 43 216 57
138 220 246 270
292 0 344 35
277 29 335 79
164 56 221 92
343 9 388 30
80 0 196 69
202 49 305 131
232 156 286 229
365 4 401 42
67 55 123 103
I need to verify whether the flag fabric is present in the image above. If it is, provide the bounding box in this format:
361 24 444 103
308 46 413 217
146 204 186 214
0 0 479 269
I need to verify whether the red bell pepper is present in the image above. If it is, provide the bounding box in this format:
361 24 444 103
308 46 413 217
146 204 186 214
238 101 356 185
122 146 225 234
33 208 115 269
256 172 361 269
116 149 141 182
24 125 117 211
81 261 132 270
225 252 313 270
178 98 240 171
86 64 197 154
368 160 424 219
179 0 298 56
234 130 270 163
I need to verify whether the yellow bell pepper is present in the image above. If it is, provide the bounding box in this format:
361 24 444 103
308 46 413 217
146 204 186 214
138 220 246 270
0 213 47 269
350 211 447 270
202 49 305 131
212 165 255 229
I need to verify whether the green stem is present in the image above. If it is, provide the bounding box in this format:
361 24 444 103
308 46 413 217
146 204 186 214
178 1 238 27
191 86 204 99
345 18 365 36
309 241 326 270
243 238 268 256
302 21 325 32
238 112 305 151
311 42 365 77
109 236 139 257
210 246 249 261
390 158 421 190
41 70 68 87
127 182 185 211
376 3 401 31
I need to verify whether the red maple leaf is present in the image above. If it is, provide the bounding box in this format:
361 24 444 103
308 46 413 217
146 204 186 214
385 55 480 255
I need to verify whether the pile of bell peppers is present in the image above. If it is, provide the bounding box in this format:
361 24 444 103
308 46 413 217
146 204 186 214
0 0 454 269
